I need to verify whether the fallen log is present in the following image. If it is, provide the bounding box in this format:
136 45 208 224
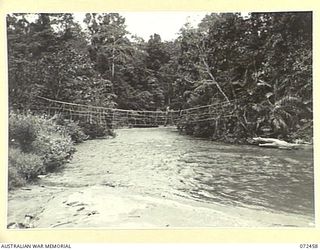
252 137 302 149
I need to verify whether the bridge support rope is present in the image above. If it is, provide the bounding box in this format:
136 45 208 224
32 96 240 127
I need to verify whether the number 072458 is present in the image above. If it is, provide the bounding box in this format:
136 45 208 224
300 244 319 248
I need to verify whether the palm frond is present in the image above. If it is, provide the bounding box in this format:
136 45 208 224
275 96 301 107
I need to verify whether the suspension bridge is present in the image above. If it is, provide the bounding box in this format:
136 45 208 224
32 96 242 128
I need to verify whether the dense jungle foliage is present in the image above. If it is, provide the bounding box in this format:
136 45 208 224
7 12 312 143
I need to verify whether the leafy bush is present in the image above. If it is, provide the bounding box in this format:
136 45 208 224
79 122 107 139
53 114 114 140
31 133 75 172
8 147 44 189
64 121 88 143
8 112 77 188
53 116 88 143
9 112 39 152
7 111 116 189
78 119 114 139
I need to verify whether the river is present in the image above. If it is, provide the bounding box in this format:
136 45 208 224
7 127 314 228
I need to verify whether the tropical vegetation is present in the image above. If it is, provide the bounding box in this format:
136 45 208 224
7 12 312 143
7 12 313 188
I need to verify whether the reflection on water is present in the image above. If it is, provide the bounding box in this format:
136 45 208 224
43 127 314 218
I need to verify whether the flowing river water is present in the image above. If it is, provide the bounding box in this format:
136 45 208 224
8 127 314 228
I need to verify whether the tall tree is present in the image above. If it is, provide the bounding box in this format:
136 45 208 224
7 13 116 110
84 13 133 92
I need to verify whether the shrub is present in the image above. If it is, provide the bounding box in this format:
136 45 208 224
53 116 88 143
7 111 116 190
8 147 44 189
27 115 76 172
31 133 75 172
78 121 113 139
8 111 76 185
9 112 39 152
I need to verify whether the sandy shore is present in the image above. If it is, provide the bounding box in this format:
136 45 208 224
8 184 313 228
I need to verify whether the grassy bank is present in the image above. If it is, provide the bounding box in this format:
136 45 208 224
8 111 114 190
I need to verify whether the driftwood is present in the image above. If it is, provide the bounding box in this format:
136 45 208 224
252 137 302 149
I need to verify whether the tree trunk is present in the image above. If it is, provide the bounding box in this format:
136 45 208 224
201 58 230 103
252 137 302 149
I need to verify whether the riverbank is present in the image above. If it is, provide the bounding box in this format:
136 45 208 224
8 183 313 228
8 111 116 190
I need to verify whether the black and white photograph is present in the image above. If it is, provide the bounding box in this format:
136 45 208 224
6 12 314 229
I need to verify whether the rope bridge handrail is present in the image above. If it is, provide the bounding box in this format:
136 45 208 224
36 96 241 113
33 96 243 127
36 96 176 114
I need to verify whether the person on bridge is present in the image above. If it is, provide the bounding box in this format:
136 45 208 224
164 106 172 126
